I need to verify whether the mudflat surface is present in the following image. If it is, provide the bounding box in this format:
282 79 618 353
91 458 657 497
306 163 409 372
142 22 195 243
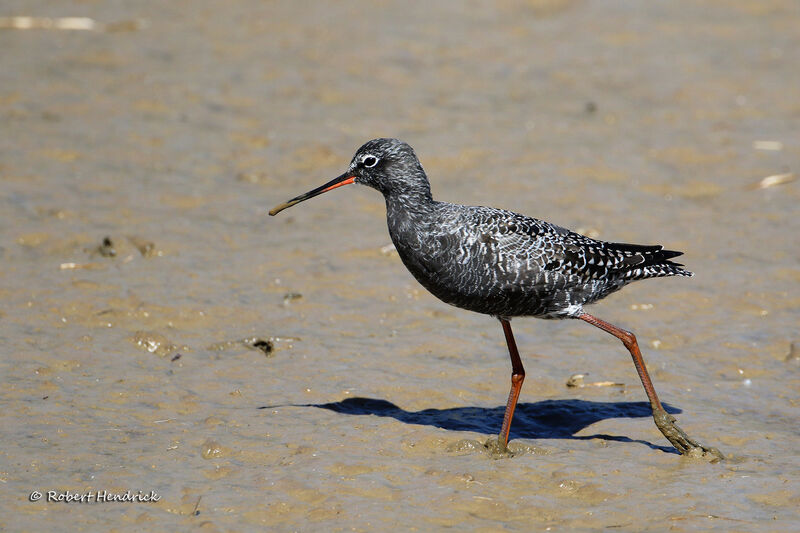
1 1 798 531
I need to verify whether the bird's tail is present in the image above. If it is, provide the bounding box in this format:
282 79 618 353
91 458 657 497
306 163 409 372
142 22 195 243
604 242 694 280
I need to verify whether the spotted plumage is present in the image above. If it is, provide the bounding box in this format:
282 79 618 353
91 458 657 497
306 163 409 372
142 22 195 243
345 139 692 320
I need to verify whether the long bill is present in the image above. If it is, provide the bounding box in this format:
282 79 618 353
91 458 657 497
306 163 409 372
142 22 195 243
268 173 355 216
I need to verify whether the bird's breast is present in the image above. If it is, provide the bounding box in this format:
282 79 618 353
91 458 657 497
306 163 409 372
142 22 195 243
389 223 537 315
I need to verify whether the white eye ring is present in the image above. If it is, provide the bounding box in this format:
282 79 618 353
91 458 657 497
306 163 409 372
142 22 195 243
362 155 379 168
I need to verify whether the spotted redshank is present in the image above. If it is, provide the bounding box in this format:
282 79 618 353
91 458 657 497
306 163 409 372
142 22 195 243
269 138 722 460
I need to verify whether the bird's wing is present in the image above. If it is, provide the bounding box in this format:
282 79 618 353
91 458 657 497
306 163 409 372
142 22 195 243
467 206 687 283
541 228 689 281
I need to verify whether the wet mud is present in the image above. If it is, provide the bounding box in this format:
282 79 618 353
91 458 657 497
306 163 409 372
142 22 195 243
1 0 798 530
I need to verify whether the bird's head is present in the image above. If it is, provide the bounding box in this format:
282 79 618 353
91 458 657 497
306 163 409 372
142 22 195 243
269 138 430 216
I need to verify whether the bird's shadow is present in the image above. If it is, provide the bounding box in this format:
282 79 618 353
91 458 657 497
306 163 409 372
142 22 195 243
260 397 682 454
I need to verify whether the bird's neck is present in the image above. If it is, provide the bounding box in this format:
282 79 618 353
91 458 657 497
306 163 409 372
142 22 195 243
384 186 437 246
384 186 434 219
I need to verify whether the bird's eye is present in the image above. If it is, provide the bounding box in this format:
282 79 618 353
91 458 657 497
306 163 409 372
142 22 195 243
362 155 379 168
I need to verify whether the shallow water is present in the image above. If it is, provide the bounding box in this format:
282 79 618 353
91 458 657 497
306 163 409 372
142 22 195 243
1 0 798 530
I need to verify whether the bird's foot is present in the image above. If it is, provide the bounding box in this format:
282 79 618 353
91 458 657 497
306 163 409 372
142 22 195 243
483 436 515 458
480 436 550 458
653 409 724 462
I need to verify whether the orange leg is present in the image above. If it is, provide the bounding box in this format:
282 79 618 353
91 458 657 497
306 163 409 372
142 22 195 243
579 313 722 459
498 318 525 450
